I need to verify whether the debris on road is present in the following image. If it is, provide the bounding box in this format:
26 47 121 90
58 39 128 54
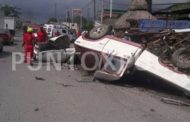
161 97 190 107
77 76 94 83
56 82 74 87
34 108 39 112
35 76 45 81
150 108 155 112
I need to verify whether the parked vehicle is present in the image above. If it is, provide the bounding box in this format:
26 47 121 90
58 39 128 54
43 24 68 38
68 29 77 42
0 29 13 45
34 35 75 62
74 25 190 95
53 28 77 42
0 39 3 52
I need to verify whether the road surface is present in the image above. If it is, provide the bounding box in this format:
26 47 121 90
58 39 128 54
0 35 190 122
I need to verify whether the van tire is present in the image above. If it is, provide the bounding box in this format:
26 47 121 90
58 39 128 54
172 47 190 69
89 25 112 40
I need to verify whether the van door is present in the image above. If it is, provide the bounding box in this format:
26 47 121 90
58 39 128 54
94 38 143 81
75 36 110 71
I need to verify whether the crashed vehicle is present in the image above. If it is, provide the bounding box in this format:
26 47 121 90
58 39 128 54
74 25 190 95
34 35 75 62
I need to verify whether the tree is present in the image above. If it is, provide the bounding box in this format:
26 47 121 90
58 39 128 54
82 21 94 31
73 16 94 31
73 16 87 25
0 5 21 18
48 17 58 23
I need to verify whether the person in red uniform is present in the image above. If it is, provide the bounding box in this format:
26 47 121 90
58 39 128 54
76 28 81 37
54 30 61 37
37 27 47 42
23 27 34 65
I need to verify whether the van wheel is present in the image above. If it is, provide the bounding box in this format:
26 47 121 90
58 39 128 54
89 25 112 40
172 47 190 69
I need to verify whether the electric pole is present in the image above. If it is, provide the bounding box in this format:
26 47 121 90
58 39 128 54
146 0 152 12
71 9 73 23
110 0 112 18
87 7 90 21
80 10 83 30
101 0 104 23
54 3 57 19
93 0 96 21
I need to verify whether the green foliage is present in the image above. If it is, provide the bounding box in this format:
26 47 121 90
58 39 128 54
170 2 190 12
82 21 94 31
73 16 94 31
73 16 87 25
48 17 58 23
15 20 23 29
0 5 21 18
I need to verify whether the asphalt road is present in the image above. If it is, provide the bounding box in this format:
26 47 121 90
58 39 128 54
0 35 190 122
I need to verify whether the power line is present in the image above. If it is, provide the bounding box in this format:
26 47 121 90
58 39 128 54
103 0 189 7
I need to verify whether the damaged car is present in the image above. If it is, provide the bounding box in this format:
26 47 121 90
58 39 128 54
34 35 75 62
74 24 190 95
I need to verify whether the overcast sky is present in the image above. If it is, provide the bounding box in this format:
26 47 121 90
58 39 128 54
0 0 189 23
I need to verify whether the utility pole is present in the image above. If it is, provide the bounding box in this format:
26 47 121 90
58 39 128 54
80 10 83 30
68 8 71 29
54 3 57 19
71 9 73 23
65 9 68 23
93 0 96 21
146 0 152 12
109 0 112 18
101 0 104 23
87 7 90 21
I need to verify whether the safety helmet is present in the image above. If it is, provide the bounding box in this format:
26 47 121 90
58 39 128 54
27 27 33 33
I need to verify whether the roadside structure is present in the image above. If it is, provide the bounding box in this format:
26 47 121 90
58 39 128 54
114 0 156 29
154 2 190 20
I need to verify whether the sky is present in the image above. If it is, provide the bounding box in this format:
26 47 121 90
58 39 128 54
0 0 189 23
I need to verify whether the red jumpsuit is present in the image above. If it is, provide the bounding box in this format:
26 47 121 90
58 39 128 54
23 32 34 64
54 31 61 37
77 31 81 37
37 31 47 42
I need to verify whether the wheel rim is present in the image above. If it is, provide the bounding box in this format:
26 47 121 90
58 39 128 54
94 27 105 34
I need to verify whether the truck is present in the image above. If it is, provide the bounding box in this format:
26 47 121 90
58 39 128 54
4 17 16 36
74 25 190 96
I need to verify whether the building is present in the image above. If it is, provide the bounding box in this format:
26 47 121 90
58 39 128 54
0 11 4 29
4 17 16 30
62 22 78 30
154 2 190 20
